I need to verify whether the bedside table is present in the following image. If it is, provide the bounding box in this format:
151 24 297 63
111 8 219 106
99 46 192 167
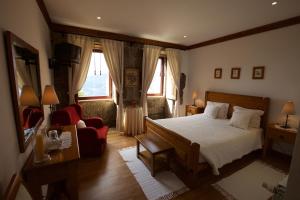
185 105 204 116
263 123 297 158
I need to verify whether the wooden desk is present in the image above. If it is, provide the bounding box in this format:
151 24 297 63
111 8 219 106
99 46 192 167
263 123 297 157
135 134 173 176
22 125 80 200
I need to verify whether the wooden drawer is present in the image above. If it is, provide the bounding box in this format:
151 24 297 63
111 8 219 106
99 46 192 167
186 105 204 116
187 107 196 114
268 129 295 144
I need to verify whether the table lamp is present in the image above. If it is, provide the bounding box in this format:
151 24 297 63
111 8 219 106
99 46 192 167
195 99 204 108
192 91 197 106
20 85 40 106
281 101 295 128
42 85 60 113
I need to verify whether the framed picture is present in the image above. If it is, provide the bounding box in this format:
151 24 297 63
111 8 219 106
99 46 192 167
214 68 222 79
231 67 241 79
252 66 265 79
125 68 139 87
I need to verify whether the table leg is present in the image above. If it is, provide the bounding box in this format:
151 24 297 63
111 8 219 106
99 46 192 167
65 162 79 200
137 141 140 159
26 182 43 200
167 151 171 170
151 154 155 177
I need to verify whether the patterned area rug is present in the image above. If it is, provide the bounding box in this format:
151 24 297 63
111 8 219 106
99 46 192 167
119 146 189 200
213 161 286 200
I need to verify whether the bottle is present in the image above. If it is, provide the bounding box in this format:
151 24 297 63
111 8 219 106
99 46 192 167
34 129 44 162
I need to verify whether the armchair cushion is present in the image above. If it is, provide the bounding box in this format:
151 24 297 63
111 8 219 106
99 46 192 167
76 120 87 128
84 117 104 129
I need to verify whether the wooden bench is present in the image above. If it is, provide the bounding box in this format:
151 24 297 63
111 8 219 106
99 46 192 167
135 134 173 176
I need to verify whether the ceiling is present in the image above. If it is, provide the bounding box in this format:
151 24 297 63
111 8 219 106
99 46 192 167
44 0 300 46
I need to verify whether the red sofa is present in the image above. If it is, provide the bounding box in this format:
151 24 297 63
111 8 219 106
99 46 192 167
51 104 108 157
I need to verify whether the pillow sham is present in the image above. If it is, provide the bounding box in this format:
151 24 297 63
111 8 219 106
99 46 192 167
76 120 86 129
207 101 229 119
229 110 253 129
233 106 264 128
204 104 220 119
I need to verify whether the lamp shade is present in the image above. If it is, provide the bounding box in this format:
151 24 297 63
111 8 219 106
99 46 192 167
20 85 39 106
192 91 198 99
281 101 295 115
195 99 204 107
42 85 59 105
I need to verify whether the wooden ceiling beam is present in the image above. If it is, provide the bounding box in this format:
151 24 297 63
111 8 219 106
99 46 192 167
187 16 300 50
36 0 52 27
51 23 188 50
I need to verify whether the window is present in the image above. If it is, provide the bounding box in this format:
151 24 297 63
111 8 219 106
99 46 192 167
78 51 112 100
147 58 164 96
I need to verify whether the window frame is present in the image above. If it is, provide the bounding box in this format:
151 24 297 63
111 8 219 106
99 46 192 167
147 57 165 97
76 49 113 101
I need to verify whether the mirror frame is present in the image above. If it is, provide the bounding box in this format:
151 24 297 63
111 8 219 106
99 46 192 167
4 31 44 153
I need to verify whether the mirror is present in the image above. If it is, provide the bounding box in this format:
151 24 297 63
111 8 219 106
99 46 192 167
4 31 43 152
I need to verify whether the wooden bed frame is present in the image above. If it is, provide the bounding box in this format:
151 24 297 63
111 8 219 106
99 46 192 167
144 91 270 174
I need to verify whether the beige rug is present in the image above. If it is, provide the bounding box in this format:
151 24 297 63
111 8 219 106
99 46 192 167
119 146 189 200
213 161 286 200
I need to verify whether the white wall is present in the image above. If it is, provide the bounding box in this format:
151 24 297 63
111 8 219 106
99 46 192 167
187 25 300 122
0 0 51 196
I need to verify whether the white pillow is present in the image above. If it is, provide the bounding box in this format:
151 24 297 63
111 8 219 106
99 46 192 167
204 104 220 119
234 106 264 128
230 110 253 129
207 101 229 119
76 120 86 128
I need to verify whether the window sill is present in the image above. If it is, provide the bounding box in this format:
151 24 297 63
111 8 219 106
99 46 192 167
78 98 113 103
147 95 165 98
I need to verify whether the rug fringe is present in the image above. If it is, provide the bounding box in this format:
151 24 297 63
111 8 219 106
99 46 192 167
212 184 237 200
156 187 190 200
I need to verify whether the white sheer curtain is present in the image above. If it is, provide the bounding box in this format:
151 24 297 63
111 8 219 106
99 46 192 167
141 45 162 116
16 59 32 86
67 35 94 103
166 48 181 117
101 39 124 131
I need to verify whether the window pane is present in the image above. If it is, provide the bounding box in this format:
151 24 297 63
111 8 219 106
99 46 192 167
79 52 110 97
147 59 162 94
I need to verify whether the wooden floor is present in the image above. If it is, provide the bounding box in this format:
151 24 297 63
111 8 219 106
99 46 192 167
78 133 291 200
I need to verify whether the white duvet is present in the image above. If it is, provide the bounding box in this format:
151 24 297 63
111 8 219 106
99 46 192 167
154 114 263 175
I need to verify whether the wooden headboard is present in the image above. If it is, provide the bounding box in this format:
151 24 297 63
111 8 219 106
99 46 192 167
205 91 270 130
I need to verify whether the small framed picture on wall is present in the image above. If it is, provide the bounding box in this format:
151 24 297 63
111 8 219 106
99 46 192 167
125 68 139 87
214 68 222 79
252 66 265 79
231 67 241 79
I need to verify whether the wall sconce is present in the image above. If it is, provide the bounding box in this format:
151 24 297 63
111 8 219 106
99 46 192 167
42 85 60 113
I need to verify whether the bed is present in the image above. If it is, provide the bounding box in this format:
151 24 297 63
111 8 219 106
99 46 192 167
144 91 270 175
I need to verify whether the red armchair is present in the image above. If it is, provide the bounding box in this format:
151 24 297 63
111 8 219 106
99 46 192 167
23 107 43 129
51 104 109 157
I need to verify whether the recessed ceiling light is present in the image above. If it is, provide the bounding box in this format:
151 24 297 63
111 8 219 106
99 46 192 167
97 16 101 20
183 35 188 38
272 1 278 6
